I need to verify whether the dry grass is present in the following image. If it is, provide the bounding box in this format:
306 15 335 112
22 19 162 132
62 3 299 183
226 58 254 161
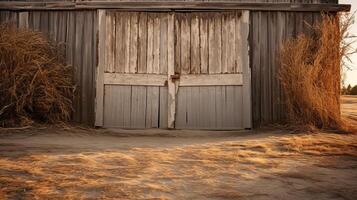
0 24 74 127
279 14 354 131
0 131 356 199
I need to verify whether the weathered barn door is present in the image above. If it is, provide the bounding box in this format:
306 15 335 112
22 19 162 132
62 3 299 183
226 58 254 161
174 11 250 129
96 10 172 128
95 10 251 129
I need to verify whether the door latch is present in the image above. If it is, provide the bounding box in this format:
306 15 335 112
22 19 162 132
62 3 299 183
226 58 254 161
170 74 180 81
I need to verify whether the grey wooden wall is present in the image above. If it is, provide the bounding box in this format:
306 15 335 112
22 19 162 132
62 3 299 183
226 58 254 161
0 10 97 125
249 11 323 127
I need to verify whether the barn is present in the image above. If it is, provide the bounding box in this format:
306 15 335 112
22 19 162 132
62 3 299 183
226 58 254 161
0 1 350 129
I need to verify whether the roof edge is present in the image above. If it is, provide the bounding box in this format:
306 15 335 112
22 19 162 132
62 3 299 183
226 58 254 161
0 1 351 12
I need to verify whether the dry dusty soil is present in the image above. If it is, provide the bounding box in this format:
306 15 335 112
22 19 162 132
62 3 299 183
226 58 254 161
0 96 356 200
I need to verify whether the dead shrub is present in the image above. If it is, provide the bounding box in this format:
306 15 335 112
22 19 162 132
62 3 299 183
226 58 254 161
0 24 75 127
279 14 354 131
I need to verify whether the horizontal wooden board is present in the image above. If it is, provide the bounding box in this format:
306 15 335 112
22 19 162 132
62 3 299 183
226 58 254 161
179 74 243 86
104 73 167 86
104 73 243 86
0 2 350 12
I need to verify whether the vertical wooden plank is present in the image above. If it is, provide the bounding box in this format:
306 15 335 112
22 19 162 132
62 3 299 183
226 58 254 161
251 12 261 127
275 12 284 123
221 13 228 73
130 86 147 128
50 12 59 42
130 12 138 73
105 12 114 73
215 86 224 129
104 86 125 127
174 14 181 74
224 86 235 128
242 11 252 128
198 87 210 128
208 13 222 74
66 12 75 75
175 87 187 128
186 87 194 128
153 14 161 74
74 12 84 122
138 12 148 73
117 86 125 127
18 12 28 28
208 87 216 129
58 12 67 43
146 87 159 128
160 87 168 128
200 16 208 74
270 12 277 123
40 11 49 34
103 85 113 127
147 13 154 74
180 13 191 74
234 87 243 128
167 13 176 129
191 14 200 74
81 11 93 124
227 13 236 73
187 87 198 128
124 13 131 73
160 13 168 74
236 11 243 73
90 11 97 125
95 10 106 126
115 12 124 73
121 86 131 127
32 12 41 31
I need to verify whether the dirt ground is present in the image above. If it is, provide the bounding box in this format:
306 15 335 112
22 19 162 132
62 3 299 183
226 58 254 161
0 97 356 200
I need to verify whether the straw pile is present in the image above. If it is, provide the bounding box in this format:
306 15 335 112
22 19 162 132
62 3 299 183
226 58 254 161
0 24 74 127
279 14 353 131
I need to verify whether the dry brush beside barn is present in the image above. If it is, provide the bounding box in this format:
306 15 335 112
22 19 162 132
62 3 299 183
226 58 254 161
0 0 350 129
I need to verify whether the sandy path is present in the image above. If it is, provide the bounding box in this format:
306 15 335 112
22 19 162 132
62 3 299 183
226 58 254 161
0 96 356 200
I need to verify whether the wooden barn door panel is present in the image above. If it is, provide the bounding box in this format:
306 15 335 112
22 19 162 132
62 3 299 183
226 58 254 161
96 10 251 129
96 10 171 128
173 11 251 129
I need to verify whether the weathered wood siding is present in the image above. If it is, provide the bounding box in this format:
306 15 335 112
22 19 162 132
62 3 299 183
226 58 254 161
176 86 244 129
0 10 97 125
174 12 245 74
173 11 249 129
250 11 323 127
104 85 168 128
104 11 170 74
100 11 170 128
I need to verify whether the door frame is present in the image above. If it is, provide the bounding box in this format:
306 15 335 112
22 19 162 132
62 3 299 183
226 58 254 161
95 9 251 129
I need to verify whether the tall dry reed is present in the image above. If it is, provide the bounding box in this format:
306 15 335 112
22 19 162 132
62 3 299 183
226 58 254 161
0 24 75 127
279 14 354 131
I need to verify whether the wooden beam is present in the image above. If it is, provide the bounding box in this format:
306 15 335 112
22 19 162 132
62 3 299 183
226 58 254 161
103 73 244 86
241 11 252 129
167 13 176 129
95 9 106 127
18 12 28 28
104 73 167 86
179 74 243 86
0 2 351 12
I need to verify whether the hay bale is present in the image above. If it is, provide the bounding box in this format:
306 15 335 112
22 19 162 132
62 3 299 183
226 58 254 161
278 14 353 131
0 24 75 127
